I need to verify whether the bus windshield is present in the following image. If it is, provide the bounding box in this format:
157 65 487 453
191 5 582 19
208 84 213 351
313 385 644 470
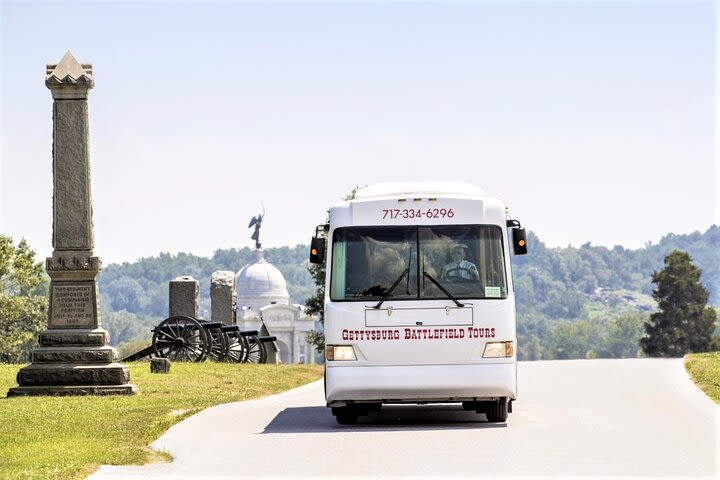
330 225 507 301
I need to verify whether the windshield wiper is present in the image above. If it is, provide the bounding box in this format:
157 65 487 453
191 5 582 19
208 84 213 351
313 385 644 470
423 271 464 307
373 268 410 309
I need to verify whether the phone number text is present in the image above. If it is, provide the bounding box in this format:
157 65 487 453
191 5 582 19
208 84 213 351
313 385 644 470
382 208 455 220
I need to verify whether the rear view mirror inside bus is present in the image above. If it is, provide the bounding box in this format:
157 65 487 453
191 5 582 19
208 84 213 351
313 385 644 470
512 228 528 255
309 236 326 264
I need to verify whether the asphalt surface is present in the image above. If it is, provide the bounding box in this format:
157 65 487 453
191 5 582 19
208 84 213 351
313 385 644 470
88 359 718 479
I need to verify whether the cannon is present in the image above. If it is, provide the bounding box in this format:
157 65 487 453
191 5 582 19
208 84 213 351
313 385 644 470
121 315 277 364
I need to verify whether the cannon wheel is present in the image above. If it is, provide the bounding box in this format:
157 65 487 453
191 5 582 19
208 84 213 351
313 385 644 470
204 324 230 362
153 315 208 362
245 335 267 364
225 331 247 363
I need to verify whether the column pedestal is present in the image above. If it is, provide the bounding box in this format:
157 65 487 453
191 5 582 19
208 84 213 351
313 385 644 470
8 252 136 396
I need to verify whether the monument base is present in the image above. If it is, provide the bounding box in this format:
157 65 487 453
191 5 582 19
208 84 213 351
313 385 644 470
31 345 117 363
7 384 137 396
16 362 132 386
39 328 109 347
6 326 137 397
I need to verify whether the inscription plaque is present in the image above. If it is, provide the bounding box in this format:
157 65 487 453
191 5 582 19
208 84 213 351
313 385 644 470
50 283 96 327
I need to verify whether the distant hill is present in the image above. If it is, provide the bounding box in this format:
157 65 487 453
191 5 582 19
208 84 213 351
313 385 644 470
510 225 718 359
513 225 719 318
98 226 719 358
98 245 315 319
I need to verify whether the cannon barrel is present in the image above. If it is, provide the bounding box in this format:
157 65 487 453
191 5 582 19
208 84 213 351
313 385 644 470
219 325 259 337
121 344 155 362
258 336 277 343
200 321 224 329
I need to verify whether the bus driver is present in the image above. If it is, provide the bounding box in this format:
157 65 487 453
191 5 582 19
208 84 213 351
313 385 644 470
440 244 479 281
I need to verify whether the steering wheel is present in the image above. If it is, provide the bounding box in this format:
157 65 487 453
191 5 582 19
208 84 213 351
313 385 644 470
443 267 478 283
361 285 387 296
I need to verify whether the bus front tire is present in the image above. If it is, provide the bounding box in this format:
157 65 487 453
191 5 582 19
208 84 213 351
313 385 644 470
485 398 508 423
332 406 359 425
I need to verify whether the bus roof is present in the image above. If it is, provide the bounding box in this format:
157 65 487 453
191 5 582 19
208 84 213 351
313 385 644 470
354 182 487 199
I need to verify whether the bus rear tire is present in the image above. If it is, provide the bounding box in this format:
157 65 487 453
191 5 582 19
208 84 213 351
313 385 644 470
485 398 508 423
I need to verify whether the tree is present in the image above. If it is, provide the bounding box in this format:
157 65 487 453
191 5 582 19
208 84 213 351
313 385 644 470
545 318 603 360
601 312 647 358
640 250 716 357
0 236 48 363
106 277 146 313
100 308 162 349
304 262 326 354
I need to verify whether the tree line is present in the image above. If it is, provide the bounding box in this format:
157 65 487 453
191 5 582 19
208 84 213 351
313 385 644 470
0 225 717 361
510 227 718 359
98 245 316 317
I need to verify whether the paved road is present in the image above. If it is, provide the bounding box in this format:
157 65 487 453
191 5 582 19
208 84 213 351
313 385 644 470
89 359 718 479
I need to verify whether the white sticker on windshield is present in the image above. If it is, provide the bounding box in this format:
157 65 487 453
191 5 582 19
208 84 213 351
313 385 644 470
485 286 502 298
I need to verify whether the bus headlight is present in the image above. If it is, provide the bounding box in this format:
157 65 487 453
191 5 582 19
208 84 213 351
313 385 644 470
326 345 357 361
483 341 514 358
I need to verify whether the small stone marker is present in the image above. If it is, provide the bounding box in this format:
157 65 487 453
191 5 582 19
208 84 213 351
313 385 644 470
150 358 171 374
211 270 236 324
169 276 199 318
8 52 136 396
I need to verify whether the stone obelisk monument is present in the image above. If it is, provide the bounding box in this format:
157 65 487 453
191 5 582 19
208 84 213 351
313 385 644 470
8 52 136 396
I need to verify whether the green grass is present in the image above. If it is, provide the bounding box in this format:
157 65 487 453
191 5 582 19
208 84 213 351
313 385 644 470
685 352 720 404
0 362 323 480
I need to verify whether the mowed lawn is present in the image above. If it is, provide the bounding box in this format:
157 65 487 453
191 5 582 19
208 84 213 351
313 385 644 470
685 352 720 404
0 362 323 480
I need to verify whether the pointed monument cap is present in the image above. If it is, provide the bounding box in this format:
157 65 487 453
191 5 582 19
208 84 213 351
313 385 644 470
46 51 94 98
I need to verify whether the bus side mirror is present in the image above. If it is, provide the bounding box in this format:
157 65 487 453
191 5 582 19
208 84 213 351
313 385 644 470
310 237 326 264
512 228 527 255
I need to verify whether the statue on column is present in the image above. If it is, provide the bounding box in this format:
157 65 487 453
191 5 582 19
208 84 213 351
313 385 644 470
248 207 264 249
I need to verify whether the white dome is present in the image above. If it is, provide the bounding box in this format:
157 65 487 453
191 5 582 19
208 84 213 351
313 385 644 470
235 249 290 311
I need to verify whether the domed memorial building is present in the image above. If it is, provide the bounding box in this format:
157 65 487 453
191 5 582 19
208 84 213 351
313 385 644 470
235 249 290 312
235 213 318 364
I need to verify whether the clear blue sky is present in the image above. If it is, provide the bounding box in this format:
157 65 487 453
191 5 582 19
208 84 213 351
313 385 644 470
0 1 716 264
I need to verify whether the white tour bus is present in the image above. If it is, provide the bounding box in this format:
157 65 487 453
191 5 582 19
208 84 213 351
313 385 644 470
309 182 527 425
